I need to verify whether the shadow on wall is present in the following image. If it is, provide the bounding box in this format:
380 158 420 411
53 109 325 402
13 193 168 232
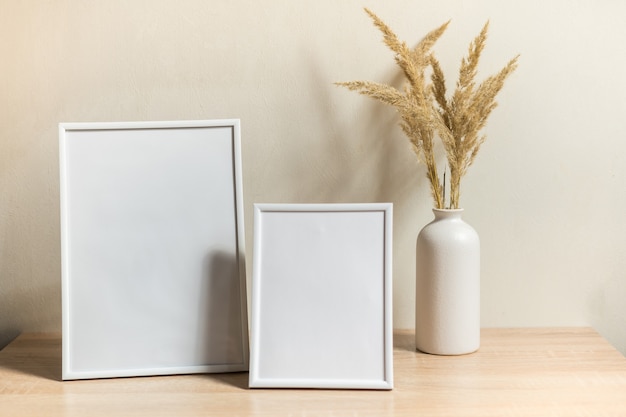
0 121 62 351
282 50 428 207
0 248 60 351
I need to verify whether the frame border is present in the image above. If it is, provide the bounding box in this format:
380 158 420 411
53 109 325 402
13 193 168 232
59 119 249 380
249 203 393 389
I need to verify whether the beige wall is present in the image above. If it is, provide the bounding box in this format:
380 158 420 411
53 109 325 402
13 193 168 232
1 0 625 353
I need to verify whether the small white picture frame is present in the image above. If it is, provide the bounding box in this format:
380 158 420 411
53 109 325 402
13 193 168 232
249 203 393 390
60 119 248 380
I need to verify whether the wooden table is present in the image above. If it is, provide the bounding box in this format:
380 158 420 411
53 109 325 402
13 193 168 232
1 328 625 416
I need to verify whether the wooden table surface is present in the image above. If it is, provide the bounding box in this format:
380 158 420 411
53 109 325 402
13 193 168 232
1 328 626 416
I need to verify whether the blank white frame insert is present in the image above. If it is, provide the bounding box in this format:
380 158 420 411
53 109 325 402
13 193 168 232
250 203 393 389
60 119 248 380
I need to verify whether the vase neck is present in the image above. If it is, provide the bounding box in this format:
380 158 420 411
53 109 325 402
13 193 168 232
432 208 464 221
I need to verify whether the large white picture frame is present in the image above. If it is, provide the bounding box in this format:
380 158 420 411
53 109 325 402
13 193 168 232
249 203 393 389
60 119 248 380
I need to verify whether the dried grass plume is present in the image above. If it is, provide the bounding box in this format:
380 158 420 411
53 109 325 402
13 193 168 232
336 8 518 209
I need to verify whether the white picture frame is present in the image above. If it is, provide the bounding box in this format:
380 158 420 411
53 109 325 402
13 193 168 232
60 119 248 380
249 203 393 390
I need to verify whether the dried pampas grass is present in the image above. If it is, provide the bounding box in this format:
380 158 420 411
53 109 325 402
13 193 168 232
336 8 518 209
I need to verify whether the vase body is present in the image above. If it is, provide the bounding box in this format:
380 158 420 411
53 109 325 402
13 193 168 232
415 208 480 355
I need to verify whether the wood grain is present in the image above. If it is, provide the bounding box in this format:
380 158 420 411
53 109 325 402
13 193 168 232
1 328 625 416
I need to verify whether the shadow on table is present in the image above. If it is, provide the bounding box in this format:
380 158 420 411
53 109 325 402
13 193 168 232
0 333 64 381
0 329 20 351
207 371 250 390
394 330 417 353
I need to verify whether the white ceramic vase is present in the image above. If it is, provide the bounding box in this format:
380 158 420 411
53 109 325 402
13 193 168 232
415 208 480 355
